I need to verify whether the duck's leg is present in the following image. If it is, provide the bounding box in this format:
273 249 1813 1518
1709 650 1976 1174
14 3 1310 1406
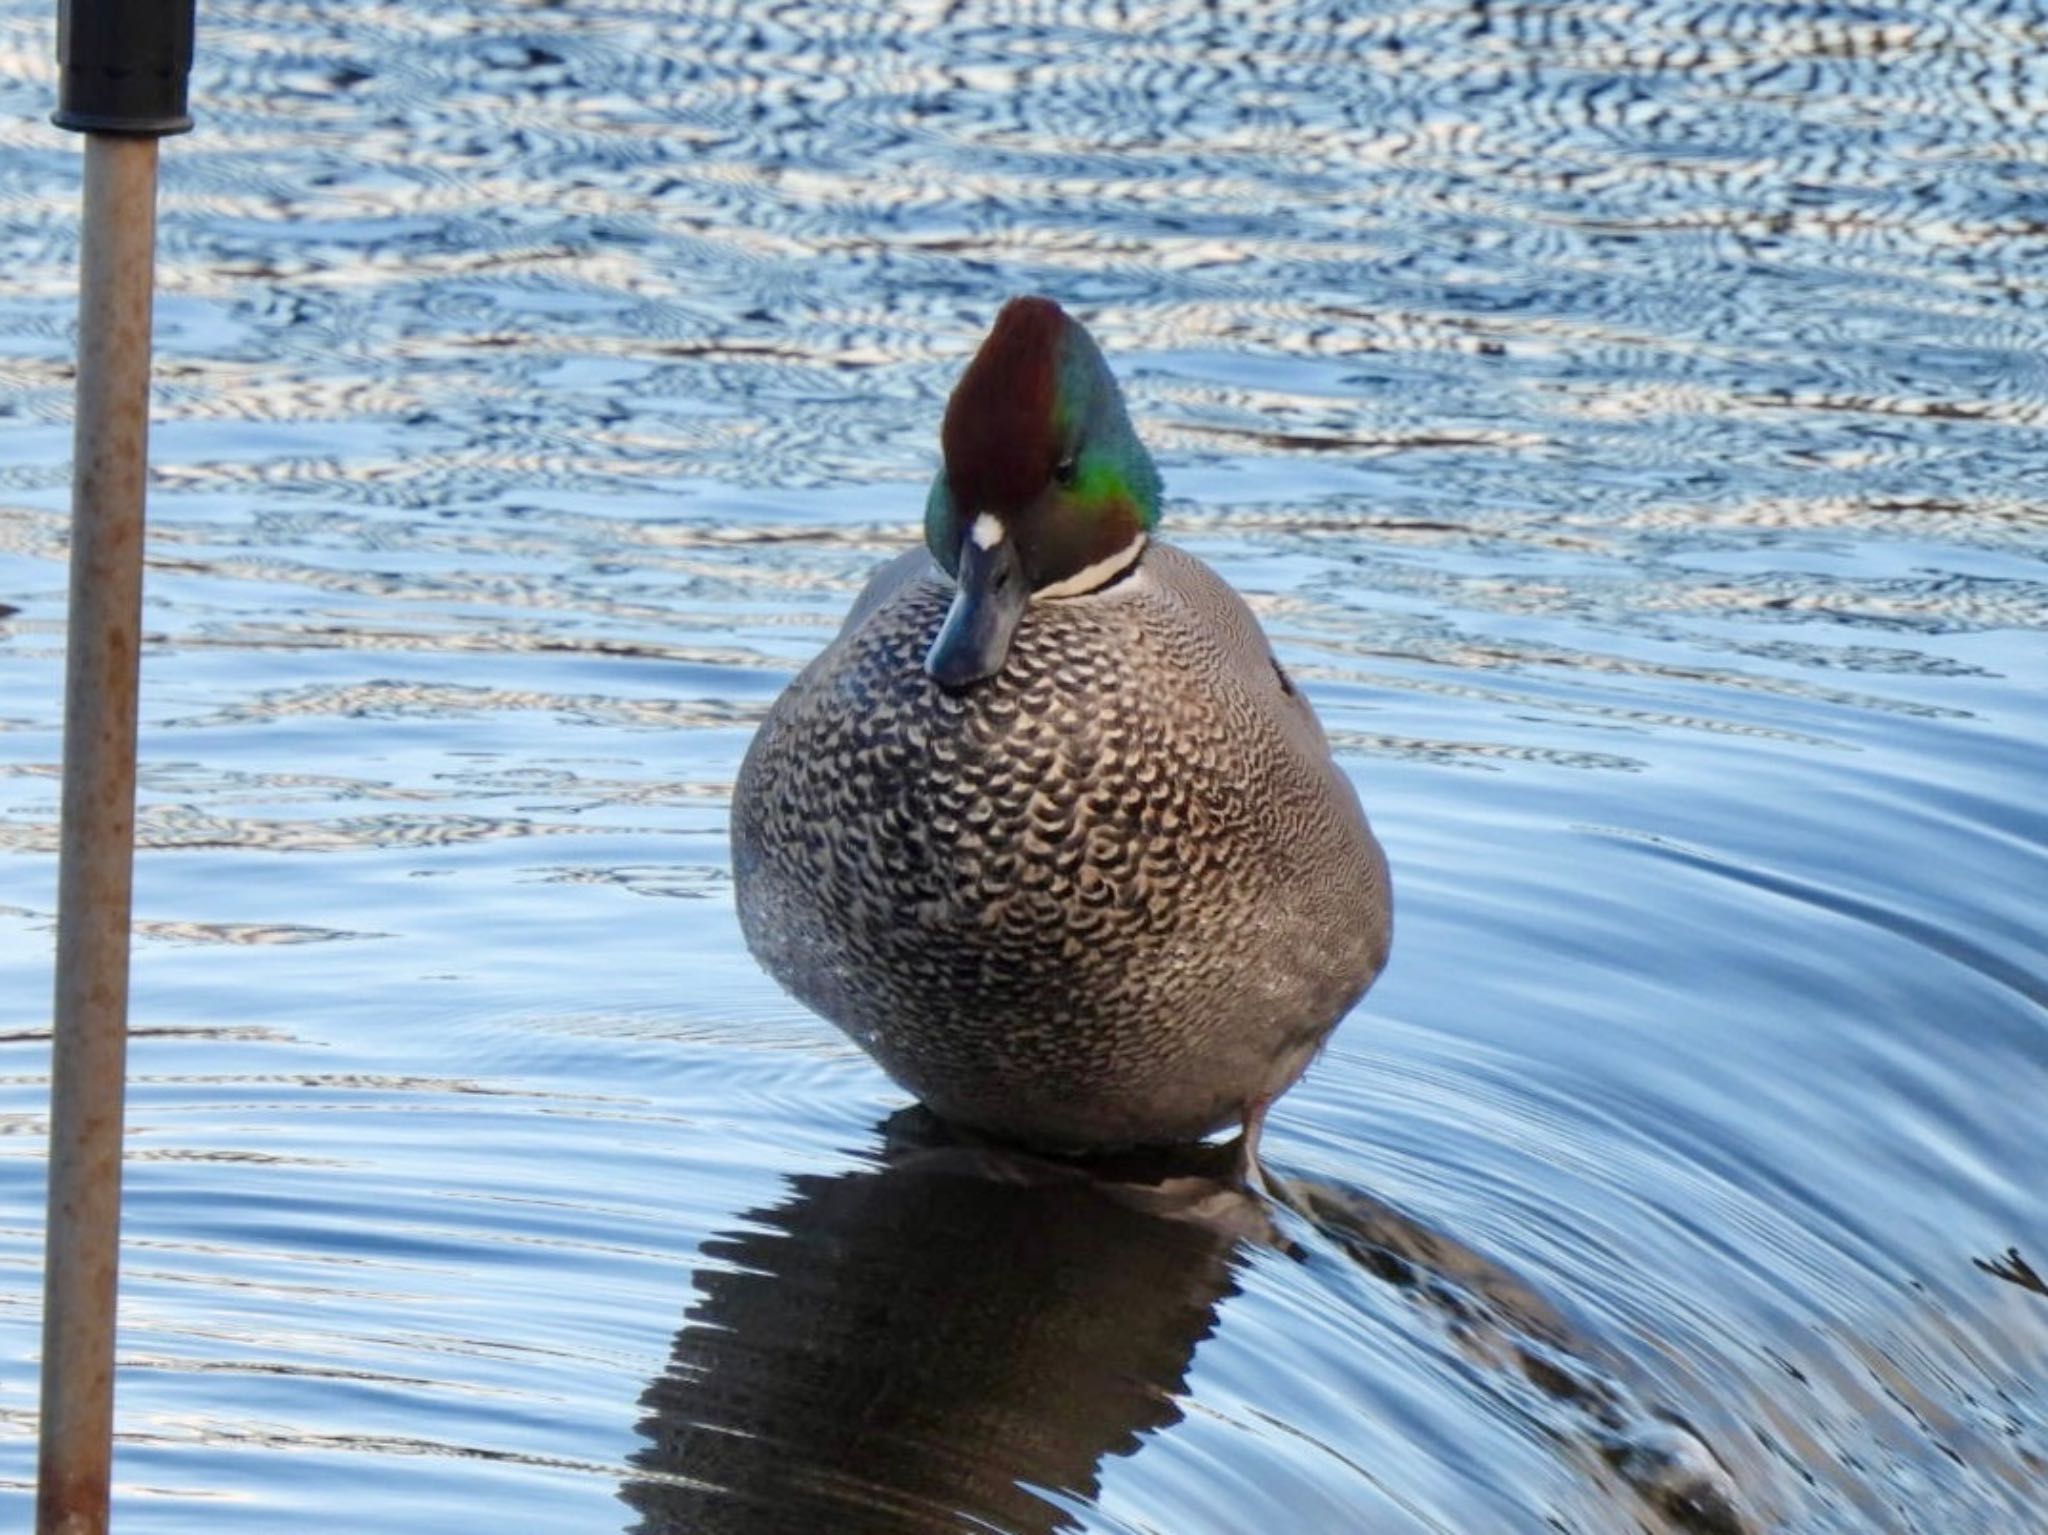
1235 1094 1274 1195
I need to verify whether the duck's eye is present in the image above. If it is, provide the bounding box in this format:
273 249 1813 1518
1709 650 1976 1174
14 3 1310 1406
1053 456 1077 488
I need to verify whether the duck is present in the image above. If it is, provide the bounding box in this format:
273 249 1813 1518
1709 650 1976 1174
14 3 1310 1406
730 296 1391 1172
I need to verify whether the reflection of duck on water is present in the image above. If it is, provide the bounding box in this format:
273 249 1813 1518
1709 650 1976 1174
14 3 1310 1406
621 1112 1748 1535
621 1110 1258 1535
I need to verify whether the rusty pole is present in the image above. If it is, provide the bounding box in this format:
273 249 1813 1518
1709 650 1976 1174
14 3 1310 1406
38 4 193 1532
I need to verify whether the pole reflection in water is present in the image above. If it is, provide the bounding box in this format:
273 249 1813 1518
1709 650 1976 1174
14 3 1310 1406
623 1111 1265 1534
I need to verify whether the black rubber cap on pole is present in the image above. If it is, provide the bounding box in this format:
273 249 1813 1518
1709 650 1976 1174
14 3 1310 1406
52 0 196 136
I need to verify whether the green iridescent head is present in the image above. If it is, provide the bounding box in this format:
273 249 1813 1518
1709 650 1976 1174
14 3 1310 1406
922 297 1162 688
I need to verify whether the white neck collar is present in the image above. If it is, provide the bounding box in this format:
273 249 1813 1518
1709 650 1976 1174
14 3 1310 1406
1032 532 1147 601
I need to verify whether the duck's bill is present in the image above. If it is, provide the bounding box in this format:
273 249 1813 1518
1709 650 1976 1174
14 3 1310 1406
925 535 1027 690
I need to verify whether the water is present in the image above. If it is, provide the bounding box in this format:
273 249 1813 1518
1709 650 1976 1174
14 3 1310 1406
1 1 2044 1530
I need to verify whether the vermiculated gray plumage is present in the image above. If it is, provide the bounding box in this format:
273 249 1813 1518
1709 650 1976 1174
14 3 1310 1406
731 541 1392 1151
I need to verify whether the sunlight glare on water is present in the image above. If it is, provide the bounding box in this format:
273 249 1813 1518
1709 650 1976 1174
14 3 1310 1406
1 3 2045 1532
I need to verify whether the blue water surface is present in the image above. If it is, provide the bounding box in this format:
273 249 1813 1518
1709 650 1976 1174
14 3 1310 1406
1 3 2044 1532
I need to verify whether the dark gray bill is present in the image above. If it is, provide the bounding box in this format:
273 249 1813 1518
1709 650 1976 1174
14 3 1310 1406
925 534 1027 690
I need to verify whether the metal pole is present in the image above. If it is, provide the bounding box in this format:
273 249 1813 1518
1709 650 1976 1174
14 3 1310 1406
37 136 159 1535
39 4 193 1531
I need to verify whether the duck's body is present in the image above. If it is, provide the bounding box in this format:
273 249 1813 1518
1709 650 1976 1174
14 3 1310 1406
731 297 1390 1155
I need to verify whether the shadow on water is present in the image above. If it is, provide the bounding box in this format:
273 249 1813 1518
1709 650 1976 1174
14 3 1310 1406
1280 1178 1747 1535
622 1109 1747 1535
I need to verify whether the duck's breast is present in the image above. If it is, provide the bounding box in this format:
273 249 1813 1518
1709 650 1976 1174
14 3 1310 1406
731 542 1390 1145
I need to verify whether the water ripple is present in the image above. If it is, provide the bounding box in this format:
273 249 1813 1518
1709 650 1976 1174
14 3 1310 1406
2 1 2045 1532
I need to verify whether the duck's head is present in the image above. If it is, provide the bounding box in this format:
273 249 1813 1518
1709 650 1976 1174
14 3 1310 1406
923 296 1162 689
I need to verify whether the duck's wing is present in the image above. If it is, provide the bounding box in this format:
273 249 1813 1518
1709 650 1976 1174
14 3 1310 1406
1142 541 1332 751
837 547 940 638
